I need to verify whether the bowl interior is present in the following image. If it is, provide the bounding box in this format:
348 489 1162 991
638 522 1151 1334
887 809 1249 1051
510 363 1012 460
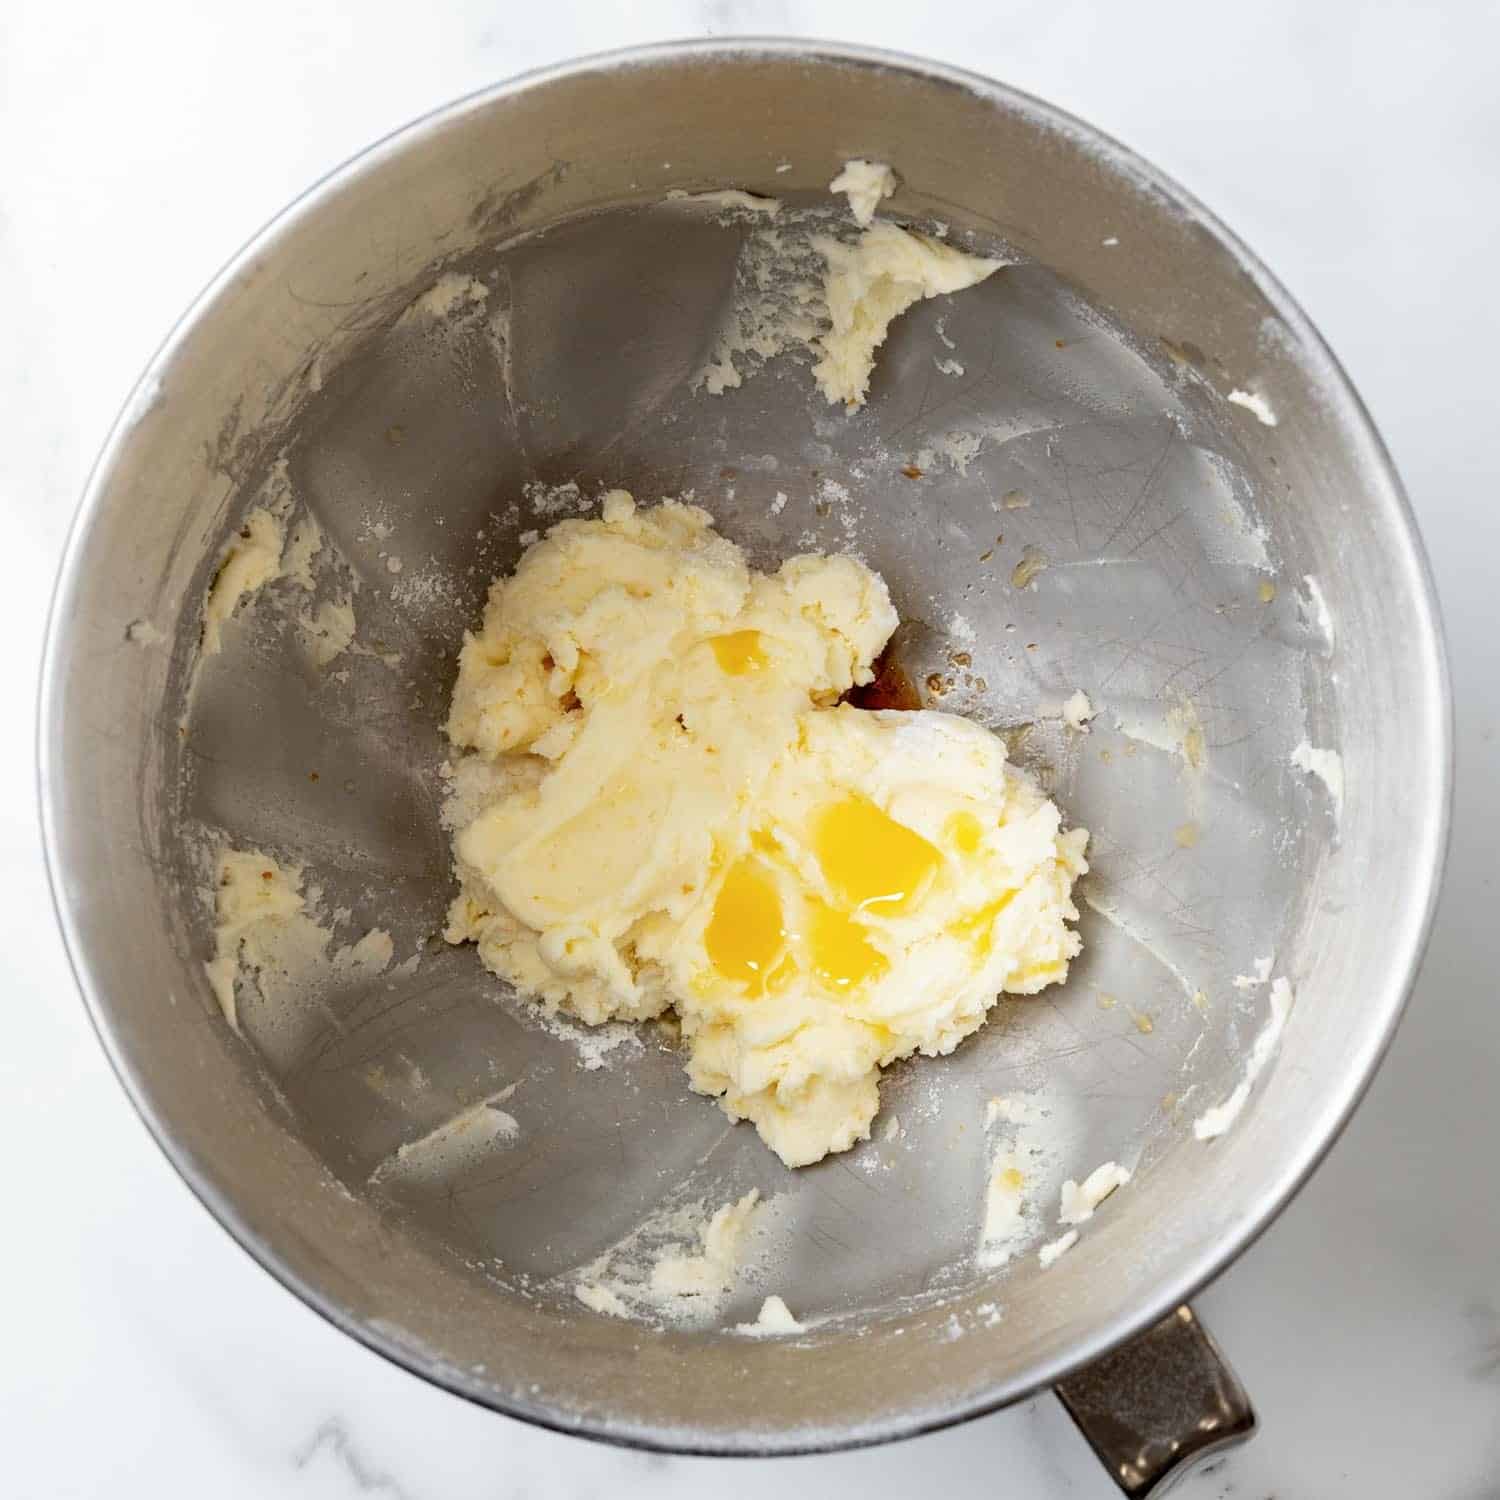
43 45 1446 1451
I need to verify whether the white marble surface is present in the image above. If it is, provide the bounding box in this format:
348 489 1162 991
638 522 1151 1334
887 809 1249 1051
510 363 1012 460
5 2 1498 1494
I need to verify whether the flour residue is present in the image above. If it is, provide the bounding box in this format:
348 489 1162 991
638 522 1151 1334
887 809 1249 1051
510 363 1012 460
666 188 781 218
523 478 596 519
202 499 287 655
397 273 489 328
1038 1229 1079 1268
1194 976 1295 1140
281 512 324 590
570 1190 769 1326
691 217 826 396
193 452 393 681
1290 740 1344 814
916 430 985 476
205 849 393 1034
734 1294 804 1336
297 597 357 667
1058 1161 1131 1225
977 1095 1047 1272
1301 574 1335 650
693 163 1002 407
828 159 897 227
1061 691 1096 732
369 1084 521 1188
1233 954 1275 991
1226 387 1278 427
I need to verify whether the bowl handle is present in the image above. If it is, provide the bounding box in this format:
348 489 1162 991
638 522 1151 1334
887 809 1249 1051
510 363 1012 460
1054 1304 1256 1494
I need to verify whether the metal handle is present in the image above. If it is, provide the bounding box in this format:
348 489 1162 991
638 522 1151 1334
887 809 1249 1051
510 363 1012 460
1054 1305 1256 1495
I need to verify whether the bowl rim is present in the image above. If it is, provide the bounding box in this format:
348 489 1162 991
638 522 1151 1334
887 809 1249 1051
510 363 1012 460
38 35 1453 1456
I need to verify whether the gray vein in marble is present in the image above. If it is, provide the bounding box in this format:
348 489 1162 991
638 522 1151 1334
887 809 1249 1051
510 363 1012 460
296 1420 416 1499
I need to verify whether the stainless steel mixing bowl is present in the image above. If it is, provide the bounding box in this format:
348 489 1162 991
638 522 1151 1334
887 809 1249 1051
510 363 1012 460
40 39 1449 1487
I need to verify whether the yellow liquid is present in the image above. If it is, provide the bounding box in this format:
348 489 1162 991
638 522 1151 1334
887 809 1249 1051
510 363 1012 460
951 890 1017 956
705 858 784 993
815 795 940 913
946 810 985 856
807 900 887 991
710 630 768 676
1009 958 1066 989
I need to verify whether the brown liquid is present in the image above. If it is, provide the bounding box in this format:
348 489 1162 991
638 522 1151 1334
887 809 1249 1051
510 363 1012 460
847 643 922 712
